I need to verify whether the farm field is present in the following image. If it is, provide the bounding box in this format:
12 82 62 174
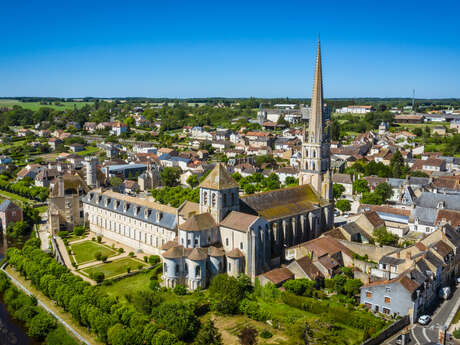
0 99 93 111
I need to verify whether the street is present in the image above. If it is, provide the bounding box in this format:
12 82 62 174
385 285 460 345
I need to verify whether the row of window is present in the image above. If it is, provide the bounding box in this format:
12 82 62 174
202 190 236 208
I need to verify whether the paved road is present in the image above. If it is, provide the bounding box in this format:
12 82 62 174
1 265 91 345
384 286 460 345
411 286 460 345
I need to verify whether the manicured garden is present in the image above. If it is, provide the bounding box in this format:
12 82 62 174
82 257 147 279
70 240 117 264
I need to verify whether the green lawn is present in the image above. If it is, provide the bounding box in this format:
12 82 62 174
82 257 147 279
70 240 117 264
0 99 93 111
76 146 101 156
99 271 152 299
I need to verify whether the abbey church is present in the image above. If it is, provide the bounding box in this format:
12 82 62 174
83 39 334 290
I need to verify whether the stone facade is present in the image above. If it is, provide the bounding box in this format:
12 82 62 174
0 200 23 232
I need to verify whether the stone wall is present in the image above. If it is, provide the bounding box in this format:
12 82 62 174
361 315 409 345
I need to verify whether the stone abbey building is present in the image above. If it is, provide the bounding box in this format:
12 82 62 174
82 39 333 289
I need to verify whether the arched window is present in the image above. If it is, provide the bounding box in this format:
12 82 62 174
313 150 316 158
195 265 201 277
164 263 168 272
203 191 208 205
185 264 189 276
211 193 216 207
218 261 222 272
223 194 227 207
175 264 179 275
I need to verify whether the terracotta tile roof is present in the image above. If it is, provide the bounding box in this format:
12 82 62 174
208 246 225 257
431 240 453 257
295 255 323 279
322 228 347 241
178 201 200 219
332 173 353 184
161 240 178 250
220 211 259 232
432 177 460 191
289 235 354 259
199 163 239 190
435 209 460 228
187 247 208 261
360 204 411 217
162 245 186 259
226 248 245 258
179 213 217 231
364 211 385 228
262 267 294 285
318 255 339 270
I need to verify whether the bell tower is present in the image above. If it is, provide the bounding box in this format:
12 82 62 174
299 37 333 202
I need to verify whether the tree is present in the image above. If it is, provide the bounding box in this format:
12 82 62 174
28 312 57 340
373 227 399 247
352 179 369 194
344 279 363 297
195 319 223 345
333 183 345 200
389 150 406 178
410 170 429 178
374 182 393 202
107 323 130 345
153 302 199 341
208 274 246 314
73 225 85 236
110 177 123 189
151 330 182 345
160 167 181 187
336 200 351 213
186 174 199 188
361 192 384 205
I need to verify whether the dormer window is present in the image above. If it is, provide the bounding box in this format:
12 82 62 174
144 209 151 219
134 206 140 216
105 198 110 207
115 200 120 209
437 201 445 209
90 192 94 200
156 211 163 222
203 191 208 205
97 195 102 204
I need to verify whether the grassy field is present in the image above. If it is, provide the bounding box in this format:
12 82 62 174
0 190 35 204
99 270 152 299
82 257 147 279
0 99 93 111
76 146 101 156
70 240 117 264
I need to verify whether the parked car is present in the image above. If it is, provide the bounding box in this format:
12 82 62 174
396 333 411 344
418 315 431 325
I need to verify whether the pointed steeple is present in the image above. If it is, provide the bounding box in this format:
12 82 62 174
308 36 324 143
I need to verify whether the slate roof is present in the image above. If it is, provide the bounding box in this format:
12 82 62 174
187 247 208 261
220 211 259 232
332 173 353 184
226 248 245 258
416 192 460 211
199 163 239 190
240 184 325 221
83 190 177 230
179 213 216 232
412 207 438 225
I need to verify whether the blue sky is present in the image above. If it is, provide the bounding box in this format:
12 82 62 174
1 0 459 98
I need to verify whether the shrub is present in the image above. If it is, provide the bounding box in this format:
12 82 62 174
149 280 160 291
91 237 95 241
126 267 131 274
137 264 143 270
118 248 124 254
143 256 148 263
94 251 102 261
97 236 102 243
128 251 134 257
260 329 273 339
73 226 85 236
149 255 161 265
239 299 270 321
100 255 108 262
173 284 187 295
90 272 105 283
453 329 460 339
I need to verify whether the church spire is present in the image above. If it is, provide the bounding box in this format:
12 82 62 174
308 36 323 143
